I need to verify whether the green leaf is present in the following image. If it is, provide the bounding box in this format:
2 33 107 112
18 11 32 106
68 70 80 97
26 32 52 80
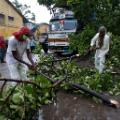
0 114 7 120
10 105 18 109
12 93 24 104
25 85 33 94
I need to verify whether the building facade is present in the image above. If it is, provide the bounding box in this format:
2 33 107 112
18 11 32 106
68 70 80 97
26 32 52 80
0 0 23 38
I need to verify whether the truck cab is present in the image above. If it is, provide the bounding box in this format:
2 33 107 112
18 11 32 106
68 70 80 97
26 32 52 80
48 7 77 53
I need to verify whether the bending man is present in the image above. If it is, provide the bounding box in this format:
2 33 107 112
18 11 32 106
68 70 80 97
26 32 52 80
6 26 36 84
90 26 110 73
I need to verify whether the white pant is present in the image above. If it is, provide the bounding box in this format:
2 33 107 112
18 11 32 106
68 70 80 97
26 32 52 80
95 54 105 73
8 63 28 85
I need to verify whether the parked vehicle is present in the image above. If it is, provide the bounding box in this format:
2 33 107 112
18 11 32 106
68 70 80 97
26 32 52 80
48 7 77 53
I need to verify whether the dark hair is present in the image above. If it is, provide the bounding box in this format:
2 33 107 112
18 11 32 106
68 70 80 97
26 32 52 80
98 26 106 48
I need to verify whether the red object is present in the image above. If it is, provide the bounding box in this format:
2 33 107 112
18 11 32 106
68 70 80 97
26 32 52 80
60 20 64 25
0 36 6 48
13 26 32 42
19 26 32 35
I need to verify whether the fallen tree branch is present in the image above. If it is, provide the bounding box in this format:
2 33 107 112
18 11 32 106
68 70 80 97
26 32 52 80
35 71 54 83
0 78 42 90
38 54 79 65
70 83 119 108
35 70 68 88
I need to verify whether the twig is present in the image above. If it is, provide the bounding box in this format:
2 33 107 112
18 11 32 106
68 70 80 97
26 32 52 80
0 81 7 94
38 54 79 65
0 83 18 112
111 72 120 75
0 78 42 90
36 71 54 83
52 79 66 88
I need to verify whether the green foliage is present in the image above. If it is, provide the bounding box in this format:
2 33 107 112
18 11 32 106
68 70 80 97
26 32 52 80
96 0 120 35
37 0 67 8
0 49 120 119
68 0 120 34
1 0 120 119
0 76 52 119
69 25 96 54
12 0 36 21
37 0 53 7
38 0 120 35
64 67 120 95
106 34 120 69
32 43 42 54
37 54 120 96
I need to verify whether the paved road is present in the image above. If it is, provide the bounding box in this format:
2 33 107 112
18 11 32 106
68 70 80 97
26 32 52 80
0 62 10 78
0 62 10 88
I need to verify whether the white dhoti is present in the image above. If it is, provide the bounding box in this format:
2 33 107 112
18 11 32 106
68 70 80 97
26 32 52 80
8 63 28 85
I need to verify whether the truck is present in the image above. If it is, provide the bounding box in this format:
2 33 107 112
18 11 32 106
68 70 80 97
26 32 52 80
48 7 77 53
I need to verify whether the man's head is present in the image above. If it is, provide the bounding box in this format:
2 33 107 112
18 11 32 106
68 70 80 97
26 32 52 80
13 26 32 42
98 26 107 48
19 26 32 40
98 26 106 37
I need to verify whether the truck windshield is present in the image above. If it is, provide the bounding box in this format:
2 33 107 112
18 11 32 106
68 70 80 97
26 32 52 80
64 20 77 30
50 19 77 32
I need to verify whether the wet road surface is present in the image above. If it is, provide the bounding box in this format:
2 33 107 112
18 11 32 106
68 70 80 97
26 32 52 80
41 91 120 120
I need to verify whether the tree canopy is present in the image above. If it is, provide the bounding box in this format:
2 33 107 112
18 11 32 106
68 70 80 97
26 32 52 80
37 0 120 35
12 0 36 22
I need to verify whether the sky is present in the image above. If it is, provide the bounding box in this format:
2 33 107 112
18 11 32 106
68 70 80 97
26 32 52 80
9 0 52 24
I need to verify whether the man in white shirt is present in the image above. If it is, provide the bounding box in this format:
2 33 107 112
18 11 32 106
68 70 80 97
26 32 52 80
6 26 36 83
90 26 110 73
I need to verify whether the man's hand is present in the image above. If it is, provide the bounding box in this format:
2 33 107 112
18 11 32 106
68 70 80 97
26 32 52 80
27 64 37 71
90 46 95 51
90 46 99 51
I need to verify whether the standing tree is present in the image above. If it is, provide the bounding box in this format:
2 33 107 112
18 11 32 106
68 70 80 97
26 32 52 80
37 0 120 35
12 0 36 22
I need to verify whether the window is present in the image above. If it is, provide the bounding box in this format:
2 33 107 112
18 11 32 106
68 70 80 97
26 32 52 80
8 16 14 22
50 21 60 31
0 14 5 25
64 20 77 30
50 19 77 32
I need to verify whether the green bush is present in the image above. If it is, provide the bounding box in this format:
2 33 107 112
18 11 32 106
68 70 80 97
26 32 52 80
69 24 96 54
106 34 120 68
